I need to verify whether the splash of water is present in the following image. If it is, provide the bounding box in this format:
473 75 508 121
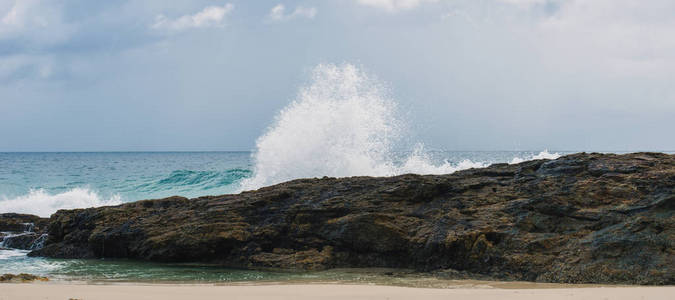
0 188 121 217
241 64 488 190
509 150 561 164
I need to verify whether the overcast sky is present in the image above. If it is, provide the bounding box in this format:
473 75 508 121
1 0 674 152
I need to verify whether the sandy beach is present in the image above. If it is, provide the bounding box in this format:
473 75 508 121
1 283 673 300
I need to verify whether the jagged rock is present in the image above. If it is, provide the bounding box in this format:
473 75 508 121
1 233 46 250
0 214 49 250
28 153 674 285
0 213 48 233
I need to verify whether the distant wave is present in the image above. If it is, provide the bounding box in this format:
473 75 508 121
136 168 252 192
0 188 122 217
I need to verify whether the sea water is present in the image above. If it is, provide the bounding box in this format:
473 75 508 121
0 64 574 282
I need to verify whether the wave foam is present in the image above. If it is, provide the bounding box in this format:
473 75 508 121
0 188 122 217
397 145 490 175
241 64 488 190
509 150 562 164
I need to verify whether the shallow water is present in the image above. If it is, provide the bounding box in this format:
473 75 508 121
0 252 610 288
0 251 420 284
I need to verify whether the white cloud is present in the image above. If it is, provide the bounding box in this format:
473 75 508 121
267 4 317 22
0 0 71 81
437 0 675 77
531 0 675 76
0 0 72 44
152 4 234 31
356 0 438 12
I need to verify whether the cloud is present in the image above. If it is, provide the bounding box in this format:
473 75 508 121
267 4 317 22
152 4 234 31
529 0 675 76
0 0 73 47
436 0 675 77
0 1 71 82
355 0 438 12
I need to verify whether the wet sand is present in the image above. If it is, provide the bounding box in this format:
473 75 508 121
1 283 672 300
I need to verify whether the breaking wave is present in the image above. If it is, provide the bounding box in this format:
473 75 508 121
134 168 252 193
0 64 566 216
241 64 490 190
0 188 122 218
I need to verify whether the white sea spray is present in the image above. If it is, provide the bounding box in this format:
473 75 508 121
241 64 493 190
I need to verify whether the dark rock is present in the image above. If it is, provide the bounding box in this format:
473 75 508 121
0 213 48 233
0 213 49 250
28 152 675 285
1 233 47 250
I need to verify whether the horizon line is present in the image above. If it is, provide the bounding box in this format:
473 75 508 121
1 150 673 154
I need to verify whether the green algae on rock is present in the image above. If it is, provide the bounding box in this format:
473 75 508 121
0 213 48 233
0 273 49 282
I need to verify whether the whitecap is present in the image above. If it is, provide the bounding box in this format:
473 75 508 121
509 150 562 164
0 188 121 217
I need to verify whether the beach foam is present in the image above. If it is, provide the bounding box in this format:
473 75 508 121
0 188 121 217
509 150 561 164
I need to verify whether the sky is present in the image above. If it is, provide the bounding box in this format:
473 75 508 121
1 0 674 152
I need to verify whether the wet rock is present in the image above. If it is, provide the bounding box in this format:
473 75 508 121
0 213 48 233
0 214 49 250
0 273 49 282
1 233 46 250
28 153 675 285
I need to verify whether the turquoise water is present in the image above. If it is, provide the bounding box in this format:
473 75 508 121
0 249 425 284
0 152 252 203
1 150 573 282
0 152 253 217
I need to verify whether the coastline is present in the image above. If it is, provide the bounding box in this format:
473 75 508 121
25 152 674 285
2 152 673 290
2 282 674 300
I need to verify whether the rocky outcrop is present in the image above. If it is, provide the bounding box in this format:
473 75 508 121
29 153 674 284
0 214 49 250
1 233 48 250
0 213 47 233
